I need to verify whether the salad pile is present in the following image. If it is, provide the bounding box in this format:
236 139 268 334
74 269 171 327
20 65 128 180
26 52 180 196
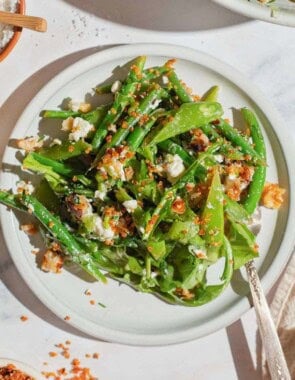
0 56 285 306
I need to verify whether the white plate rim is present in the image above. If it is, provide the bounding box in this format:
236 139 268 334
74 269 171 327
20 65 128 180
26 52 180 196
1 43 295 346
212 0 295 26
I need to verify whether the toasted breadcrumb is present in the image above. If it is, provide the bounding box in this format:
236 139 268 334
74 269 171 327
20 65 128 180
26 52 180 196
64 315 71 321
41 250 64 274
20 315 28 322
261 183 285 209
20 224 38 235
16 136 43 152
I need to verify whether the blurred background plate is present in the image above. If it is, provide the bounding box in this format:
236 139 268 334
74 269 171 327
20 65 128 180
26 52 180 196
213 0 295 26
0 44 294 346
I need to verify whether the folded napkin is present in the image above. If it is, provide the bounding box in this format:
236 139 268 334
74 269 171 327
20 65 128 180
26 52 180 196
263 252 295 378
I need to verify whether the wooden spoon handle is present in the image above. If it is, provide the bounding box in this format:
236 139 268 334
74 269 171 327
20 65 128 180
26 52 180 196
0 11 47 32
245 260 291 380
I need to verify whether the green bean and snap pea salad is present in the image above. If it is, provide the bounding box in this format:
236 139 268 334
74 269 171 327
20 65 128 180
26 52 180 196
0 56 285 306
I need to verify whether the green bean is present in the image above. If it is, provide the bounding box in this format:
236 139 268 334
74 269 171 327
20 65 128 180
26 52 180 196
20 193 106 282
214 119 264 164
241 108 266 215
199 124 220 140
39 140 92 161
91 56 146 151
127 109 169 150
95 83 112 94
43 110 80 119
0 190 26 211
143 143 220 240
158 139 193 166
167 70 192 103
94 87 168 164
26 152 74 177
43 106 108 126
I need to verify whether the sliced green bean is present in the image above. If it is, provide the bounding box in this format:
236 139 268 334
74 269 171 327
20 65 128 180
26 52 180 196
91 56 146 151
167 70 192 103
241 108 266 215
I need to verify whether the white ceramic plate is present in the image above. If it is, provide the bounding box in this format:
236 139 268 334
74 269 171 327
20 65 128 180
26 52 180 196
0 358 40 379
213 0 295 26
1 44 294 346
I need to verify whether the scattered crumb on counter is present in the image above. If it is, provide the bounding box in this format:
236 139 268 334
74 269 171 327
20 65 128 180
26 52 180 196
20 315 28 322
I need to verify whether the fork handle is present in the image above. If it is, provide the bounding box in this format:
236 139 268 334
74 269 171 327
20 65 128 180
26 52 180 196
245 261 291 380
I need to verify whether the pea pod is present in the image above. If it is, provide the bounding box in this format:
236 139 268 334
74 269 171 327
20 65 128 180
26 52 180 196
39 140 92 161
146 102 223 145
202 167 224 262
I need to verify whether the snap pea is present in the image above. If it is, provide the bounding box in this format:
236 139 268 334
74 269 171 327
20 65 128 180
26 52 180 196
202 168 224 262
146 102 223 145
241 108 266 215
201 85 219 102
39 140 92 161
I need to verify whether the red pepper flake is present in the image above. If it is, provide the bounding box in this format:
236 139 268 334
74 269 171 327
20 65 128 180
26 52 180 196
20 315 28 322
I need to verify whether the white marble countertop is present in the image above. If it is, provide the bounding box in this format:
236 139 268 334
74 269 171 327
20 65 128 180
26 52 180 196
0 1 294 379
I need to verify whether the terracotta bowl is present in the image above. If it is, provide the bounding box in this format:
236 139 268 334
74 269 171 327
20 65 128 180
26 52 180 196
0 0 26 62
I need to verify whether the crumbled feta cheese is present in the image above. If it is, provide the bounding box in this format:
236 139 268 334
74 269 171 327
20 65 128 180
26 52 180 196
41 249 64 273
17 181 35 195
16 136 43 152
61 117 74 131
165 154 185 183
67 118 94 141
123 200 138 213
228 173 238 180
107 124 117 133
214 154 224 163
50 138 62 147
94 189 107 201
68 100 81 112
93 215 115 240
111 80 122 93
